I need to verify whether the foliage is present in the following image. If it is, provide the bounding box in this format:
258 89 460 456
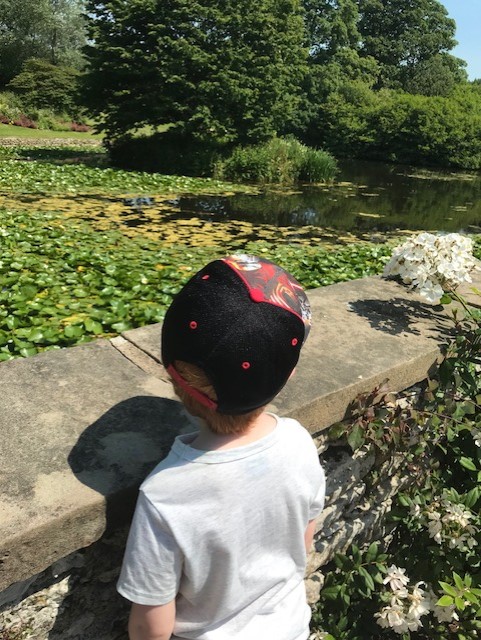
83 0 307 158
404 54 469 98
7 59 81 116
0 0 86 85
0 154 239 195
312 260 481 638
303 0 360 63
0 206 393 360
307 82 481 170
0 91 24 122
214 137 338 185
357 0 463 90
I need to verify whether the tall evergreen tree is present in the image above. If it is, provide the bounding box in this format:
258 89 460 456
83 0 307 149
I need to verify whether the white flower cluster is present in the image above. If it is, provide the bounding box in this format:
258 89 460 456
383 232 477 303
375 565 458 634
423 498 479 551
375 566 430 633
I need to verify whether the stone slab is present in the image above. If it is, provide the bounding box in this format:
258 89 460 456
0 341 196 592
0 274 458 596
271 276 452 432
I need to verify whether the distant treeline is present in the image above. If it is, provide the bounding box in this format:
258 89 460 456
2 1 481 172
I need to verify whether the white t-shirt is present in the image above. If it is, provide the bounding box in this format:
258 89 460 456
117 415 325 640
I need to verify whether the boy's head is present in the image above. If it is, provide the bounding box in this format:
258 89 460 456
161 255 311 426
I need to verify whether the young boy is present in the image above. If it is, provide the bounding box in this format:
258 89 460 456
117 254 326 640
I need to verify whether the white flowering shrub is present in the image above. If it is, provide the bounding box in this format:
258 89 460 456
383 232 477 303
311 294 481 639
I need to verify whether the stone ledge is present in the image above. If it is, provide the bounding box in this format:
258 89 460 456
0 275 455 594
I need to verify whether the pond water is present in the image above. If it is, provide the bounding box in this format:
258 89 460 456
170 160 481 235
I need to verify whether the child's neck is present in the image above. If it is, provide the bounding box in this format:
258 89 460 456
189 412 276 452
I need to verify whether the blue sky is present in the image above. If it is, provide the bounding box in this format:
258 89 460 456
441 0 480 80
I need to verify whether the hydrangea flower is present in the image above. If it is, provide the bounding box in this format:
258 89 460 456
383 232 477 303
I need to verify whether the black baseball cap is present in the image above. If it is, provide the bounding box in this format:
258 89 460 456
161 254 311 414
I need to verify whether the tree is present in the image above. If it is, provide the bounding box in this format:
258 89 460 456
7 58 81 114
82 0 307 154
357 0 459 89
294 1 379 143
404 53 467 97
0 0 86 86
303 0 360 62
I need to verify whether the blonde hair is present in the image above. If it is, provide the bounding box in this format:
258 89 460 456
171 360 264 435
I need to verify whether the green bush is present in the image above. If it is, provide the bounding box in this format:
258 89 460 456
215 137 337 184
0 91 23 122
7 58 81 117
298 145 339 182
307 80 481 170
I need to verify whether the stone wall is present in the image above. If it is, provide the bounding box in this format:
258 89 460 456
0 275 455 639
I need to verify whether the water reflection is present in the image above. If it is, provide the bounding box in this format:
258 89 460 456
171 160 481 233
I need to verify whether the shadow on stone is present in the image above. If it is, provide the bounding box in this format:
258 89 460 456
348 297 452 338
68 395 189 532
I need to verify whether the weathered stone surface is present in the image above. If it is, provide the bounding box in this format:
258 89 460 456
0 341 195 592
270 276 451 433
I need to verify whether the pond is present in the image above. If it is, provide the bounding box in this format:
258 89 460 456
170 160 481 237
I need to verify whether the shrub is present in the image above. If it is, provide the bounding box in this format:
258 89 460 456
0 90 23 122
12 114 37 129
216 137 337 185
7 58 81 117
70 122 91 133
299 146 339 182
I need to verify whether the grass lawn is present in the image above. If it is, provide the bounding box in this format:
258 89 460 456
0 123 102 140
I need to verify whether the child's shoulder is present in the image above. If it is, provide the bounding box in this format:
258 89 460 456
275 415 317 450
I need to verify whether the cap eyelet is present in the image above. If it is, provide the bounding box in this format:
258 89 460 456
291 338 298 346
189 321 198 329
202 274 210 280
242 361 251 370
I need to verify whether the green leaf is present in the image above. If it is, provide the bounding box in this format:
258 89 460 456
439 582 458 597
27 328 44 343
347 424 365 451
111 321 131 333
358 566 375 591
453 573 465 590
464 591 479 605
320 586 342 600
329 422 346 441
460 457 477 471
436 595 454 607
84 318 103 334
365 542 378 562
